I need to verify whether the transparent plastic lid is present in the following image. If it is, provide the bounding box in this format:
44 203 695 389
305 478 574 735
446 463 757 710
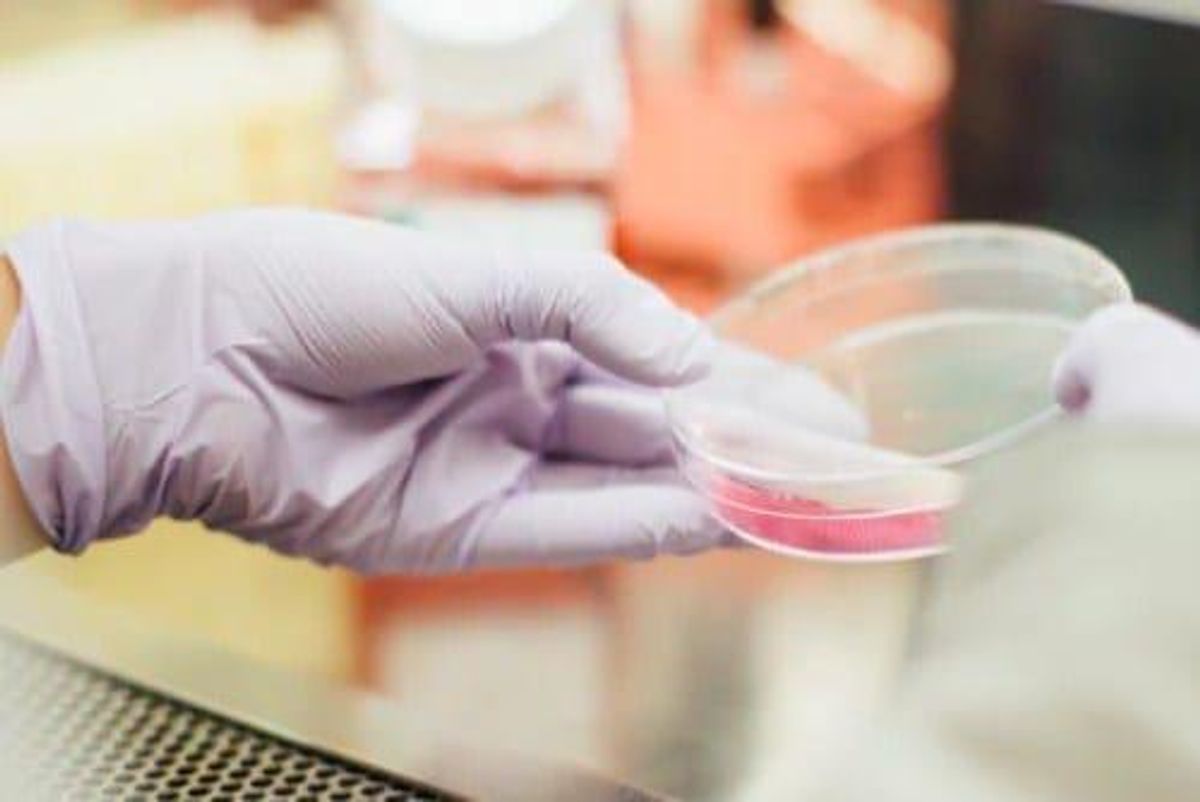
668 224 1131 561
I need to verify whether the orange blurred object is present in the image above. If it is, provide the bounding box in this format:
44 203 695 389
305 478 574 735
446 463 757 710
615 0 951 282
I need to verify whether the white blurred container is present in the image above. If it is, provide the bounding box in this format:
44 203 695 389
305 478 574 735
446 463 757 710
374 0 601 119
336 0 625 250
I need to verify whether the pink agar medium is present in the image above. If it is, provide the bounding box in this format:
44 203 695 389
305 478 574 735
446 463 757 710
710 475 944 556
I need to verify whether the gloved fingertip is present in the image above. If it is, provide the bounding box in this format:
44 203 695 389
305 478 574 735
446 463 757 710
588 310 715 387
653 505 731 557
1052 359 1089 412
529 251 718 387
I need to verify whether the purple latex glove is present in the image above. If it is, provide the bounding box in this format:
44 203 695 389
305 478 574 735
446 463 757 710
1 208 729 574
1055 303 1200 426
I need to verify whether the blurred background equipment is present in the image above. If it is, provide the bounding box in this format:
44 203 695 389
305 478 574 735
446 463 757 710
0 1 1197 800
335 0 622 251
616 0 951 283
335 0 952 289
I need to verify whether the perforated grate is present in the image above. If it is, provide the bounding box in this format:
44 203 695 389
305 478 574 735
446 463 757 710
0 631 462 801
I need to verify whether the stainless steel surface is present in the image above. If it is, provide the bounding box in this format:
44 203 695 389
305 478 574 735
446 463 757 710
603 558 924 800
0 573 683 801
0 631 455 801
0 555 924 801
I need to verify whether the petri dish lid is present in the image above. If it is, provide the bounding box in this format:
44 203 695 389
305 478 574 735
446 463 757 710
668 223 1131 506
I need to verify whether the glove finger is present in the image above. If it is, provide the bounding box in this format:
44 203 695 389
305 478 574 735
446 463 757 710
570 338 868 445
491 250 714 387
523 466 749 551
1053 303 1194 417
541 383 675 466
1052 304 1127 411
198 211 711 394
523 462 679 490
465 464 730 570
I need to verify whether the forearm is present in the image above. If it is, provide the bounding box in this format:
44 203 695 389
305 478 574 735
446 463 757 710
0 253 46 565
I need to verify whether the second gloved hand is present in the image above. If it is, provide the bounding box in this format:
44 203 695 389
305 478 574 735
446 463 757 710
1055 303 1200 426
3 209 728 574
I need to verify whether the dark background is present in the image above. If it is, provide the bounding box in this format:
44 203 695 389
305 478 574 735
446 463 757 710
949 1 1199 320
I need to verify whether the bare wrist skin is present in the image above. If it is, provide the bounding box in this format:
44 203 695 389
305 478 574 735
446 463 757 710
0 253 47 565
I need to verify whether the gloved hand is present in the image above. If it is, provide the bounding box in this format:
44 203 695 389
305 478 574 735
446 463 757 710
2 208 734 574
1054 303 1200 426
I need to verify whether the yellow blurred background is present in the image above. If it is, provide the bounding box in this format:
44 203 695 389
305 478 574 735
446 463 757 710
2 1 354 678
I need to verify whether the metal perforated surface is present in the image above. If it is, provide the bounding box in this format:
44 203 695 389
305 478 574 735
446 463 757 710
0 632 459 802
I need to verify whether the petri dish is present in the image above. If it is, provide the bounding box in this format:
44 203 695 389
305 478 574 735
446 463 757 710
667 224 1132 561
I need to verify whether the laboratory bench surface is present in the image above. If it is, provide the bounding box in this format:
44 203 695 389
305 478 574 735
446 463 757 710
0 552 925 801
